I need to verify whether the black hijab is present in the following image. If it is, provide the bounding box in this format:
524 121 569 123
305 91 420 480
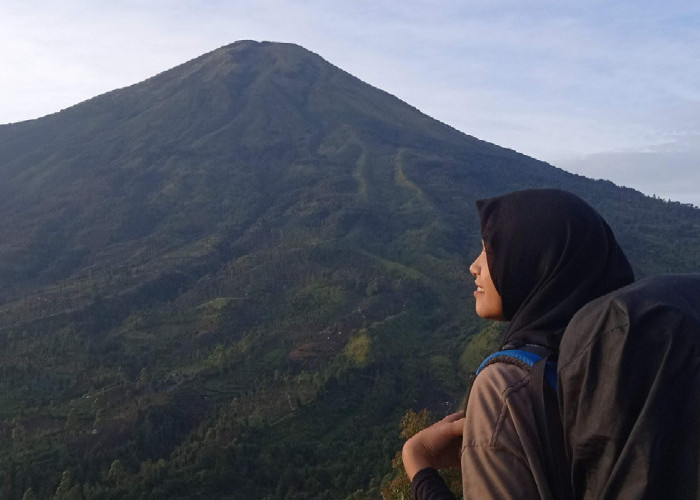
476 189 634 352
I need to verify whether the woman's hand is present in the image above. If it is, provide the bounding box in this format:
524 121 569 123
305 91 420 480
402 411 465 481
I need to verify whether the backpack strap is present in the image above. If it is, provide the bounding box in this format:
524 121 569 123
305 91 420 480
530 351 572 500
476 348 558 390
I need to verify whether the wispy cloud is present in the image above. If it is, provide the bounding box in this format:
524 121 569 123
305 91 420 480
557 142 700 207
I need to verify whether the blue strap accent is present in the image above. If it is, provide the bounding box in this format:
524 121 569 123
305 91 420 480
476 349 558 390
476 349 543 374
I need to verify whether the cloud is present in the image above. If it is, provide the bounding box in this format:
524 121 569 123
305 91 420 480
556 136 700 206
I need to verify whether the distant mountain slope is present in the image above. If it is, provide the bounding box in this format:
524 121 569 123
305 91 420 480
0 41 698 499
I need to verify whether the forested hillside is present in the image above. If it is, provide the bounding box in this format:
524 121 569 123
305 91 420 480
0 40 698 499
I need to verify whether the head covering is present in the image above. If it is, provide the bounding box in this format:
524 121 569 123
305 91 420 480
476 188 634 352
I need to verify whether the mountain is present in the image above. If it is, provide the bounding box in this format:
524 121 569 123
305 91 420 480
0 40 698 499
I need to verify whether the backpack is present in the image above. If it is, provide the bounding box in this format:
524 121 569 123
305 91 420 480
475 274 700 499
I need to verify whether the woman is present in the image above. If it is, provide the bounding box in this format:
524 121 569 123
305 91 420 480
402 189 634 499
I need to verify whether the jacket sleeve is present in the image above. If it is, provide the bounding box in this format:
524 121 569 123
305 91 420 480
461 363 551 500
411 468 457 500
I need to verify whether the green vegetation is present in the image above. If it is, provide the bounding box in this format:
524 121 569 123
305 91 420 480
380 409 462 499
0 40 698 498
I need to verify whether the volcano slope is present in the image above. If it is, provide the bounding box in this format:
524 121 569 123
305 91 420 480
0 41 698 499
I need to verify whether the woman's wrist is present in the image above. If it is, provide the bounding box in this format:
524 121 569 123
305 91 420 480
402 437 433 481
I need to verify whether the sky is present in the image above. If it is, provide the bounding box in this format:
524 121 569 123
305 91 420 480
1 1 699 205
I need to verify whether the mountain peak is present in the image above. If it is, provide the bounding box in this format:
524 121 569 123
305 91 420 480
156 39 317 82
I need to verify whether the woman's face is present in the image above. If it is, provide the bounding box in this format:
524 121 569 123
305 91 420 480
469 244 505 321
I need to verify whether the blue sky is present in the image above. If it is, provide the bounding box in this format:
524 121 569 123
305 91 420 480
1 1 699 205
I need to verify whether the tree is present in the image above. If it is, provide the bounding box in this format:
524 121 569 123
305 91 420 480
54 470 82 500
380 409 461 499
21 488 39 500
108 459 127 488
